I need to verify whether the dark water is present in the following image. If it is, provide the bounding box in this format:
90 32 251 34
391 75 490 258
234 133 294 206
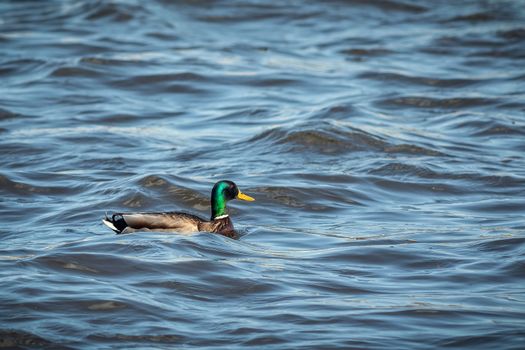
1 0 525 348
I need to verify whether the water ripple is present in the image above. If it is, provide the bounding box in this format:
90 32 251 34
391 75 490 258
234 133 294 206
1 0 524 349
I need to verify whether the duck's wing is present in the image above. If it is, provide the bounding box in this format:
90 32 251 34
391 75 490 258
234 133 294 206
103 211 206 234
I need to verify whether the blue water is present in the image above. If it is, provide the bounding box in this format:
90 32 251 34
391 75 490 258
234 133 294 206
1 1 525 348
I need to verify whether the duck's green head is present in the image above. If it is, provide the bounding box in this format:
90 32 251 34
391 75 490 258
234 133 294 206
210 180 254 220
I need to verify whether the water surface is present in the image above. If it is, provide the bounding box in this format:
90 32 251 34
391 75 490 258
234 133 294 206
1 1 524 349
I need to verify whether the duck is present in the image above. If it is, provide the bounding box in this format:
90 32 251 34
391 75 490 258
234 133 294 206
102 180 254 237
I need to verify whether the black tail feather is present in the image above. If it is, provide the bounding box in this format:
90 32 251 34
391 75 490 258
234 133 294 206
111 214 128 233
102 213 129 234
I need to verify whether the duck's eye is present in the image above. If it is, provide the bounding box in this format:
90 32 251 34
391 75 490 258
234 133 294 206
226 184 238 198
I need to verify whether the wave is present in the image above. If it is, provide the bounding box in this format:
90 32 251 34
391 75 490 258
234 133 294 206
359 71 479 88
376 96 497 109
0 330 72 350
245 122 443 157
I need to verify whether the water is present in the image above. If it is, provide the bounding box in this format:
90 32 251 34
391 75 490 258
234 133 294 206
1 0 525 348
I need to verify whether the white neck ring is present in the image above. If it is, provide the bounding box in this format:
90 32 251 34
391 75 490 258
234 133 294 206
214 214 229 220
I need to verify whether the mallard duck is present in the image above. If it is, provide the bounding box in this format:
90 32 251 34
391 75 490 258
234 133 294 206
102 180 254 237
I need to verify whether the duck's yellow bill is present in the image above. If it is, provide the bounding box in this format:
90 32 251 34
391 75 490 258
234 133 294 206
237 191 255 201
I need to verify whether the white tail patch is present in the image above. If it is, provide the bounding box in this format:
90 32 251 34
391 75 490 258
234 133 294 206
102 219 118 232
